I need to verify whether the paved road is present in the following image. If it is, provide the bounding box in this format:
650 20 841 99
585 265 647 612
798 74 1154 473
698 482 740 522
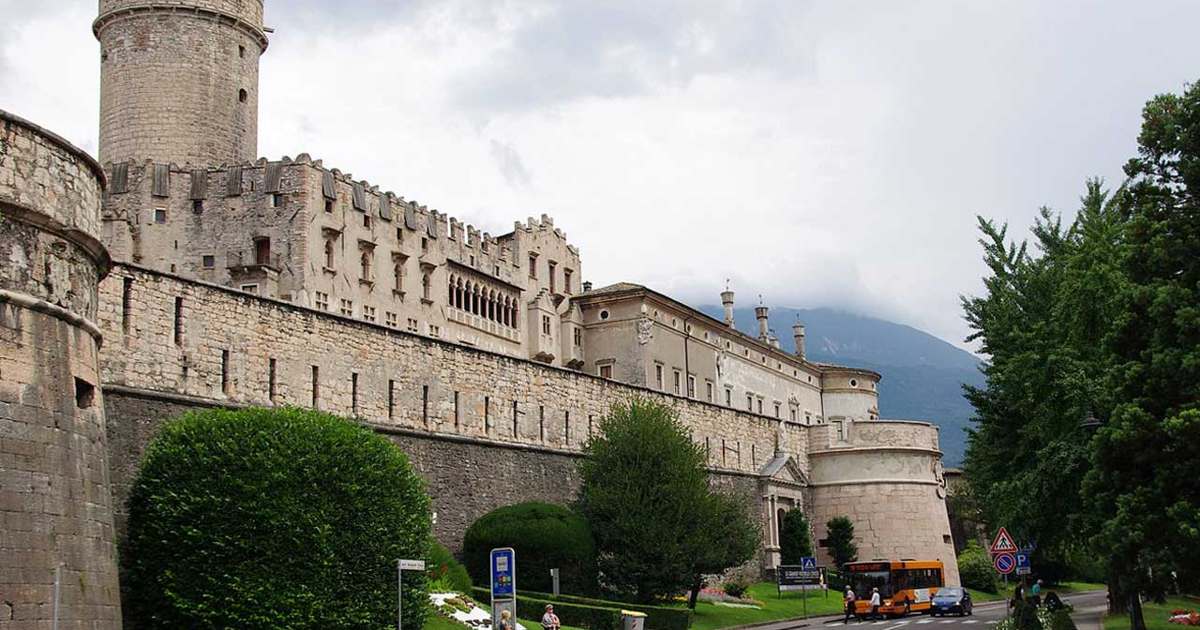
798 591 1108 630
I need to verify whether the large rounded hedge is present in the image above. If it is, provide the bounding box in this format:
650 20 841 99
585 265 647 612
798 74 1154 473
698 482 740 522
124 407 431 629
463 502 596 595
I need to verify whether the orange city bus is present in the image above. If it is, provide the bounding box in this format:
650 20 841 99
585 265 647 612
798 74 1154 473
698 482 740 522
845 560 945 618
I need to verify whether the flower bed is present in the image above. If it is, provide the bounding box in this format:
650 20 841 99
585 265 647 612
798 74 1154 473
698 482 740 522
430 592 527 630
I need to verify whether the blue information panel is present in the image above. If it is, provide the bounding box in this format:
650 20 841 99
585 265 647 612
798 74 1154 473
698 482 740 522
490 548 516 598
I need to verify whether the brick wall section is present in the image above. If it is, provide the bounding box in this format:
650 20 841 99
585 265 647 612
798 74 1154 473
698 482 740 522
1 111 123 628
95 2 263 165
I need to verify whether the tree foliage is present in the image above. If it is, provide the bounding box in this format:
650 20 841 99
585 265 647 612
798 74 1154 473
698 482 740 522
124 407 431 630
779 509 814 565
462 501 596 595
825 517 858 568
963 79 1200 629
957 541 998 593
577 398 757 603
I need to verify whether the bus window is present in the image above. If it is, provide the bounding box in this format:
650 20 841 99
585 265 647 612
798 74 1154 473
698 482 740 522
852 570 891 597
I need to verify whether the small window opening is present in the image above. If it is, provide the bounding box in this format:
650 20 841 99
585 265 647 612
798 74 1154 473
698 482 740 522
351 372 359 415
121 277 133 333
311 365 320 408
74 377 95 409
221 349 230 394
268 358 277 402
238 88 248 103
422 385 429 425
192 199 203 213
173 297 184 345
388 379 395 419
238 45 246 58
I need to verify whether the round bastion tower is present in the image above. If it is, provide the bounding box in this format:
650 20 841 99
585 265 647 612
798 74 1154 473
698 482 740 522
94 0 268 166
0 111 122 627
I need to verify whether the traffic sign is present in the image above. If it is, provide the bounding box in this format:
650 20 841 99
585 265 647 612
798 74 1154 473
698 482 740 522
990 527 1018 554
993 552 1016 575
1015 551 1031 575
398 559 426 571
800 557 817 571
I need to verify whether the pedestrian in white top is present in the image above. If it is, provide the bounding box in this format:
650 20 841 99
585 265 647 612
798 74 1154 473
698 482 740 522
542 604 560 630
844 587 857 624
870 588 882 620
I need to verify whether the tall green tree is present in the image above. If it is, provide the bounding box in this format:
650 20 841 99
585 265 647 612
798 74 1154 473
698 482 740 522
685 492 760 609
578 398 756 603
826 517 858 568
779 509 814 565
961 180 1126 580
1082 80 1200 629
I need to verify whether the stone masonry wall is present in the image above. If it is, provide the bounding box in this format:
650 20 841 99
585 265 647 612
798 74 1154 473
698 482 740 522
1 111 123 629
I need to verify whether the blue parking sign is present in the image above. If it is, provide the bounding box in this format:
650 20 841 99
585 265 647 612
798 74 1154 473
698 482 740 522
490 548 516 598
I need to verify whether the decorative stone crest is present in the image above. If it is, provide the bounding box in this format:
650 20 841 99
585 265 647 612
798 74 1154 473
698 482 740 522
636 317 653 345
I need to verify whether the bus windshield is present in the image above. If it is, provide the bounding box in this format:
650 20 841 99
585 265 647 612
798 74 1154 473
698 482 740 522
850 570 892 598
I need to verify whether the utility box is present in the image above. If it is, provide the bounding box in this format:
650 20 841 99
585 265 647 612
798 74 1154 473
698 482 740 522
621 611 647 630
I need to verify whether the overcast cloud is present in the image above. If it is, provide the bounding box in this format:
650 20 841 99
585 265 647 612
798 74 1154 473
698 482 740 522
3 0 1198 352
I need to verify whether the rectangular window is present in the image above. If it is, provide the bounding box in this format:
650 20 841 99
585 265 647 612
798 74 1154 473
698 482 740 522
351 372 359 415
268 358 277 402
757 399 763 414
512 400 519 437
422 385 429 425
564 268 573 294
673 370 681 395
387 379 395 420
706 382 714 402
407 318 418 332
548 261 557 293
396 227 403 242
121 277 133 333
202 255 215 268
173 296 183 345
774 403 781 418
528 254 537 278
539 405 545 442
385 311 397 328
315 292 329 311
484 396 491 433
747 395 753 411
687 375 696 398
454 391 460 429
542 315 551 335
240 284 259 295
599 364 613 379
325 198 333 213
339 298 353 317
311 365 320 409
220 349 230 394
573 328 582 347
725 388 732 406
363 215 371 229
790 408 797 422
154 208 167 224
565 410 571 445
254 238 270 266
271 193 283 208
363 305 376 323
428 324 440 337
655 364 664 390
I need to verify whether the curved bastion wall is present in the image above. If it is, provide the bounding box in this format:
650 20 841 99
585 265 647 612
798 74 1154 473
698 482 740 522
0 111 123 628
807 421 959 585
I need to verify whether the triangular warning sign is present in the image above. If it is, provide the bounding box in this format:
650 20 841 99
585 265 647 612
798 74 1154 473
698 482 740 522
990 527 1018 554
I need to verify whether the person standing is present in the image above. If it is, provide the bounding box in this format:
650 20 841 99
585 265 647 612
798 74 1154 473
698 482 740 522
498 609 515 630
844 587 857 624
870 588 882 620
1031 580 1043 607
542 604 561 630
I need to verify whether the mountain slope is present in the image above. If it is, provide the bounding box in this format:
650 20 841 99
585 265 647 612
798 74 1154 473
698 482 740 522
695 305 982 466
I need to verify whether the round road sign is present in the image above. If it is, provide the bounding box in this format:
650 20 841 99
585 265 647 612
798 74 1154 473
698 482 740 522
994 552 1016 574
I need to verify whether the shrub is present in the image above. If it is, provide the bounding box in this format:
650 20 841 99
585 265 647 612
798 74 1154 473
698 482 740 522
123 407 431 629
463 501 596 595
958 541 998 593
723 577 751 599
779 509 814 565
429 540 473 593
471 587 692 630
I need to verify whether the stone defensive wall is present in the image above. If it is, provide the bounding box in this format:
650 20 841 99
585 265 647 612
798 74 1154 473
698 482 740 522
1 110 123 628
96 263 801 547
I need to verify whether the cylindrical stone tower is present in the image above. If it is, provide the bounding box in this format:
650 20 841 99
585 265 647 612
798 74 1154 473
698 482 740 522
94 0 268 166
0 111 122 627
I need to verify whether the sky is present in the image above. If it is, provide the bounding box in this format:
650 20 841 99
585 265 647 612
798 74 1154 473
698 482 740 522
3 1 1198 353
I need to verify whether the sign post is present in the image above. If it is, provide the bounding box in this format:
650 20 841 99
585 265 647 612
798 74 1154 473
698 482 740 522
550 568 560 596
778 558 821 618
490 548 517 630
397 558 426 630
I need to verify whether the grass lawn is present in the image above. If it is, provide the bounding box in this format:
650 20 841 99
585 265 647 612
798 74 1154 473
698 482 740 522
1053 582 1108 594
689 582 845 630
965 588 1008 603
1103 596 1199 630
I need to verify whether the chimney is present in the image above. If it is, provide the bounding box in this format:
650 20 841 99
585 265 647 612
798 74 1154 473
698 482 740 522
755 297 769 341
582 281 593 292
721 284 735 328
793 320 806 360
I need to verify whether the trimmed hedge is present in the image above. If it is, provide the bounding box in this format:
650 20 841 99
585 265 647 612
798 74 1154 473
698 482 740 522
471 588 691 630
958 541 998 593
464 502 596 595
124 407 431 629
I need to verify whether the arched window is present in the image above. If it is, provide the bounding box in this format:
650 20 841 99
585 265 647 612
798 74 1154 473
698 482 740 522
488 290 497 321
360 250 371 281
324 239 334 268
421 270 431 301
448 274 456 303
456 279 464 309
472 286 481 315
394 262 404 292
510 301 518 328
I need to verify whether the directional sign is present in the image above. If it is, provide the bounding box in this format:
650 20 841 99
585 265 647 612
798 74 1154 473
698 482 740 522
993 552 1016 575
800 557 817 571
398 559 426 571
990 527 1018 554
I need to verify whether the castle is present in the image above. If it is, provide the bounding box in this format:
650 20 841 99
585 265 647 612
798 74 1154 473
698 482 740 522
0 1 957 627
